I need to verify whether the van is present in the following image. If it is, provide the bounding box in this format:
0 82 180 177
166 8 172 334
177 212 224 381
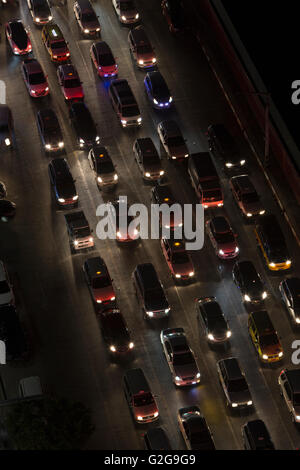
132 263 170 319
248 310 283 363
19 376 43 398
42 23 70 62
123 368 159 423
128 26 156 69
188 152 223 209
144 427 172 450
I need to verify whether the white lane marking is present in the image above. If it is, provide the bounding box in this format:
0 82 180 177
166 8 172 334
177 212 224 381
0 81 6 104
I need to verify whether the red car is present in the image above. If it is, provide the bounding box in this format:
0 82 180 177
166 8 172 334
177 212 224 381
5 20 32 55
206 216 239 260
57 64 84 101
21 58 49 98
161 237 194 281
90 41 118 79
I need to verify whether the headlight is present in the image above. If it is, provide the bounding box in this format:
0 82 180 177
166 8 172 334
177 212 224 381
175 274 181 278
121 16 126 21
152 58 157 63
226 331 232 338
269 262 276 268
296 415 300 421
165 308 170 314
5 138 10 146
235 247 239 253
89 237 94 243
133 229 139 236
73 196 78 201
96 28 100 32
240 160 246 165
189 272 194 277
66 53 70 57
262 354 268 360
217 203 223 207
247 401 253 406
196 373 201 379
137 117 142 123
96 300 102 304
246 213 253 217
175 376 181 382
121 119 127 125
74 240 79 246
259 210 265 215
169 97 173 103
145 172 151 178
231 403 238 408
244 294 251 302
226 162 233 168
117 231 121 238
262 291 268 299
84 29 89 33
110 345 116 352
95 136 100 142
48 16 52 21
45 87 49 91
147 311 153 317
153 411 158 418
58 142 64 148
137 416 143 421
110 296 115 301
208 334 214 341
135 13 139 19
58 198 65 203
153 98 158 105
35 18 40 22
31 90 36 94
129 342 134 349
219 249 224 255
138 60 144 65
53 55 58 59
159 170 164 176
97 177 103 183
286 260 292 266
184 154 189 158
114 174 118 181
279 352 283 358
296 318 300 324
79 138 84 144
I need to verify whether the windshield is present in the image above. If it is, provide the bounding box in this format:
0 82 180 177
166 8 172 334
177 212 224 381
260 334 279 347
172 251 190 265
122 105 140 117
241 192 259 203
173 351 194 366
137 45 153 55
82 12 97 22
228 377 248 392
92 276 111 289
121 1 135 10
29 72 45 85
133 392 154 407
215 232 235 244
0 281 9 294
100 53 114 66
51 41 66 50
74 227 90 238
167 136 184 147
65 79 81 88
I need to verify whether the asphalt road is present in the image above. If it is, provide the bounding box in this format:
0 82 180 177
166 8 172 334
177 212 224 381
0 0 300 450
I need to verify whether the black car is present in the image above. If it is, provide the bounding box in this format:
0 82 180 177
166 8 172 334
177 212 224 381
5 19 32 55
37 108 64 152
0 200 16 218
98 308 134 354
69 102 99 148
0 305 29 361
279 277 300 325
73 0 101 37
178 406 215 450
206 124 246 170
27 0 52 25
233 260 268 303
0 105 14 149
217 357 253 409
132 263 170 319
196 297 231 344
144 71 172 109
48 158 78 207
157 119 189 161
161 0 185 33
242 420 275 450
144 428 172 450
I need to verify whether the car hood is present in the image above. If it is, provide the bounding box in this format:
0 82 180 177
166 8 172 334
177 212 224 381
218 241 237 253
209 322 228 339
143 162 162 174
47 131 63 145
228 389 251 404
242 201 263 214
93 285 115 302
174 362 198 379
74 123 97 142
33 6 51 18
30 82 47 93
170 142 188 158
56 181 76 199
81 19 100 30
173 261 193 276
262 344 282 356
133 402 157 417
145 295 168 312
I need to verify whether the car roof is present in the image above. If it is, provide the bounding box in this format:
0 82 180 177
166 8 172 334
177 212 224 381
135 137 157 154
59 64 79 77
166 238 186 252
169 334 189 352
185 415 207 433
211 216 230 233
147 71 168 89
202 300 223 318
95 41 112 55
231 174 256 193
236 260 258 278
91 146 111 161
153 185 175 203
85 256 107 276
250 310 275 333
245 420 271 444
130 26 150 44
159 119 180 135
285 369 300 392
124 368 149 394
23 58 42 74
221 357 243 379
38 108 58 125
136 263 160 287
43 23 63 38
76 0 93 10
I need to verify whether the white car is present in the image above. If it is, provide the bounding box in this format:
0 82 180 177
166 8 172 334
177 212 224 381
112 0 140 24
0 261 14 306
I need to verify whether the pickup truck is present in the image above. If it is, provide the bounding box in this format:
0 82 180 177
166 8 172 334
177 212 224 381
65 211 94 253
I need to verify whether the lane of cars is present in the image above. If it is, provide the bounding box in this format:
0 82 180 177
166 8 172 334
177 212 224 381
0 0 300 450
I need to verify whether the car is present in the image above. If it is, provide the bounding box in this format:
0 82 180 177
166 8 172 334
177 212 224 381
0 182 7 199
161 237 194 281
151 185 183 231
279 278 300 325
144 427 172 450
27 0 52 25
206 216 239 259
90 41 118 78
112 0 139 25
36 108 64 152
83 256 116 307
5 19 32 55
69 102 100 148
0 261 14 307
206 124 246 170
109 79 142 127
98 309 134 354
88 146 118 189
0 200 16 218
57 64 84 101
279 369 300 424
255 214 292 271
157 120 189 160
178 406 215 450
0 105 14 148
73 0 101 37
161 0 186 33
123 368 159 423
160 328 201 386
242 420 275 450
133 138 164 181
48 158 78 207
144 71 172 109
196 297 231 344
132 263 170 320
42 23 70 63
128 26 156 69
107 199 139 242
232 260 268 303
230 174 265 219
217 357 253 409
0 305 29 361
248 310 283 363
21 58 49 98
